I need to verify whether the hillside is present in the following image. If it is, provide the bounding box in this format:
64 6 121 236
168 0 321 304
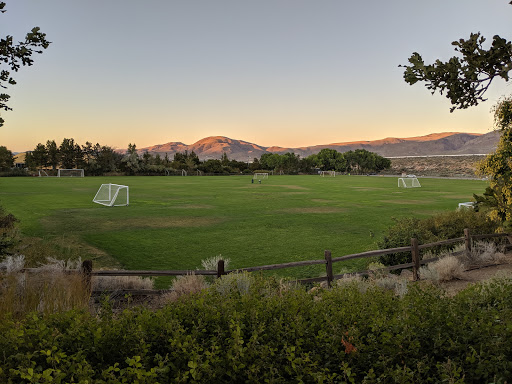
140 131 499 160
384 155 486 178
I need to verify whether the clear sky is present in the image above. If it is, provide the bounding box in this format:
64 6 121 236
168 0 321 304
1 0 511 152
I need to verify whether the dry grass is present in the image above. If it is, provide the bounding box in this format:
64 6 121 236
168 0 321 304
0 254 25 272
0 256 90 319
159 274 209 303
279 207 346 214
201 255 230 271
462 241 508 266
335 270 409 297
214 271 254 296
423 256 465 282
92 275 154 291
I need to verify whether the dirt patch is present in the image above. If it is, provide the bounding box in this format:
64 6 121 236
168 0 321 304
171 204 214 209
41 214 223 233
108 217 223 229
279 207 346 214
351 187 386 191
440 256 512 296
273 185 310 190
379 200 430 205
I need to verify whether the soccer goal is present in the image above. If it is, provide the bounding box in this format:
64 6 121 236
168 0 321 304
57 169 84 177
38 170 49 177
93 184 129 206
398 177 421 188
320 171 336 177
253 172 269 179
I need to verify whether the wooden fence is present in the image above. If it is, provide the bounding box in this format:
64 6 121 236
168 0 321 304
18 228 512 295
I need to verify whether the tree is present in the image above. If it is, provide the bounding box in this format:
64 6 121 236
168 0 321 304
402 2 512 227
45 140 59 170
0 145 13 170
0 1 50 127
313 148 346 171
122 144 140 175
220 152 229 166
59 138 82 168
26 143 47 169
401 33 512 112
475 96 512 225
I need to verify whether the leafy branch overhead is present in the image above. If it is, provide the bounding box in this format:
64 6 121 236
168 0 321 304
401 33 512 112
0 1 50 127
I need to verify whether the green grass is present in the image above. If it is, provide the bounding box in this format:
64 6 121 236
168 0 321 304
0 175 487 283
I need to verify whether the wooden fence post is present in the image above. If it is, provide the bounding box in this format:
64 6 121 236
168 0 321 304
411 238 420 281
325 250 333 288
464 228 472 254
217 259 225 278
81 260 93 295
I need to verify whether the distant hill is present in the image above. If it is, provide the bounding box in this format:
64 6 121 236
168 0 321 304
139 131 500 160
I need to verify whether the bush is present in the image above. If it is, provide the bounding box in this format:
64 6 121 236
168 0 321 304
2 275 512 382
0 168 29 177
378 209 498 267
0 207 18 258
424 255 466 282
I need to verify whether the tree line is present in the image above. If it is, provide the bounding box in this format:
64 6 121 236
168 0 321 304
0 139 391 176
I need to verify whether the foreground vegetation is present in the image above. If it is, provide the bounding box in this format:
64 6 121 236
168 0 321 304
1 273 512 383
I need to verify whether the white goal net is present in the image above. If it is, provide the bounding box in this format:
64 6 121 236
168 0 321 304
58 169 84 177
93 184 129 206
320 171 336 177
398 177 421 188
253 173 269 179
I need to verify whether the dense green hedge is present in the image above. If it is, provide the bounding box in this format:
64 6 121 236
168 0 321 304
1 276 512 383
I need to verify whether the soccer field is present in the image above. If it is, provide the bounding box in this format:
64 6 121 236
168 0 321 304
0 175 487 280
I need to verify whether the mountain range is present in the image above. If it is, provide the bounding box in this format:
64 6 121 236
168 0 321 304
140 131 500 161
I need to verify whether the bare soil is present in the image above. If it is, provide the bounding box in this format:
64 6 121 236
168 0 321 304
439 253 512 296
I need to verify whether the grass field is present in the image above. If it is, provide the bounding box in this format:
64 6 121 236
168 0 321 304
0 175 487 284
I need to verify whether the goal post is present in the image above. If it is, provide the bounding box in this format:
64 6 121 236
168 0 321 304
38 170 49 177
58 169 84 177
398 177 421 188
93 184 129 206
320 171 336 177
253 172 269 179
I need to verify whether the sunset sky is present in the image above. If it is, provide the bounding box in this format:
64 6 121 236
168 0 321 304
1 0 511 152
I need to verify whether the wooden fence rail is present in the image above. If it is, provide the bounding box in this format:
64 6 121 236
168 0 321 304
13 228 511 294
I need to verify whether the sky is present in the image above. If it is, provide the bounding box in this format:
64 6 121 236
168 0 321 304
1 0 511 152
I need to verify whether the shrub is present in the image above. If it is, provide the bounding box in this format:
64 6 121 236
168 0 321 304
427 256 466 282
200 254 230 271
160 274 209 303
419 264 441 283
378 209 498 267
214 271 254 296
0 207 18 258
462 240 508 267
2 275 512 381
